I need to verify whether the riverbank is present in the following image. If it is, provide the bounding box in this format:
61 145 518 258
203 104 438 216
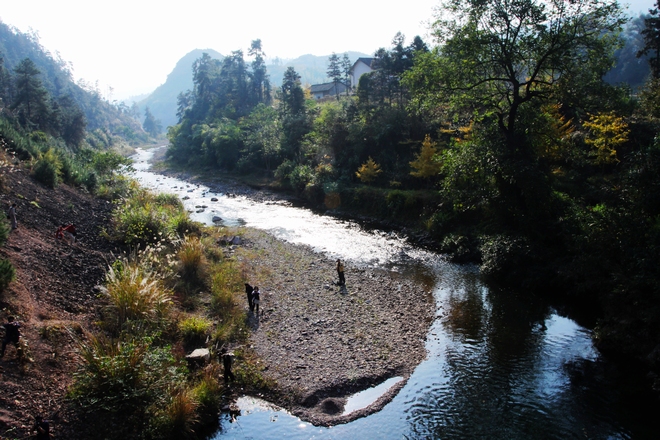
147 147 437 424
234 228 435 426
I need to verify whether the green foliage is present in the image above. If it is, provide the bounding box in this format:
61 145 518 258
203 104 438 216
479 234 532 282
71 336 188 438
0 258 16 292
178 316 212 343
192 370 222 416
209 259 248 344
32 148 61 188
0 216 9 247
0 118 39 160
143 106 162 137
439 234 478 263
111 188 189 246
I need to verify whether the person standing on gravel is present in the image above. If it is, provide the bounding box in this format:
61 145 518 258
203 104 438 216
252 286 261 315
1 316 21 358
7 203 17 230
336 259 345 286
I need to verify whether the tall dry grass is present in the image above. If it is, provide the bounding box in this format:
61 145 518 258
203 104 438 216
101 258 173 332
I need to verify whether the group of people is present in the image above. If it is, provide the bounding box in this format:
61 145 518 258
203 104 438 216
244 283 261 315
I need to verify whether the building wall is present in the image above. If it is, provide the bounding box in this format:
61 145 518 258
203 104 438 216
351 61 373 88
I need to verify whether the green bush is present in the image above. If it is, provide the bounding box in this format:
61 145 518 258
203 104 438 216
32 149 62 188
71 336 188 438
440 233 478 263
178 316 212 343
83 170 98 193
274 159 295 183
289 164 314 193
479 234 531 280
0 258 16 292
0 218 9 247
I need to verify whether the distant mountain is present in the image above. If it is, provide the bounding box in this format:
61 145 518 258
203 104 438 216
136 50 371 130
137 48 224 129
0 20 141 135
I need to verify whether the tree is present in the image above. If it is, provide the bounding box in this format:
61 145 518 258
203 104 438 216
11 58 50 130
407 0 625 152
248 39 271 105
0 55 13 107
143 106 162 137
279 67 309 161
327 53 342 100
356 157 382 183
341 53 352 93
410 134 442 180
57 95 86 148
583 111 630 165
638 1 660 78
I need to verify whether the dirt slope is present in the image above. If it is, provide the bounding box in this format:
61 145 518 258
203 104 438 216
0 157 116 439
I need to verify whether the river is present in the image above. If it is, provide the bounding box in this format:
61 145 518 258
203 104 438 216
130 147 655 439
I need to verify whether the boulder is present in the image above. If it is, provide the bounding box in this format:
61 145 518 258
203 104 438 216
185 348 210 367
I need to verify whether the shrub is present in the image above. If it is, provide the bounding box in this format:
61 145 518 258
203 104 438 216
155 193 184 209
0 258 16 292
32 149 61 188
101 259 173 332
289 164 314 193
172 212 202 237
177 236 207 285
440 233 478 263
274 159 295 183
83 170 98 193
178 316 212 343
192 367 222 416
479 234 531 280
0 218 9 247
71 336 188 438
159 388 199 440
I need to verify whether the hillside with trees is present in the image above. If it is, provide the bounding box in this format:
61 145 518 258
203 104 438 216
0 20 148 147
135 49 370 132
164 0 660 397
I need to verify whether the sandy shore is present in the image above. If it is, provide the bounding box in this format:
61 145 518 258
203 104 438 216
235 228 435 426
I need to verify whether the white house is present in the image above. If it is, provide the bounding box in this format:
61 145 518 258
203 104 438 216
349 57 376 88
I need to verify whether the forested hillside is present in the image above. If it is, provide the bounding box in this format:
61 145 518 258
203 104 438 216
0 20 146 146
136 48 369 131
165 0 660 396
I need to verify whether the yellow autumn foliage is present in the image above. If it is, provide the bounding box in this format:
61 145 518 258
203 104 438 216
355 157 382 183
583 112 629 165
410 134 442 179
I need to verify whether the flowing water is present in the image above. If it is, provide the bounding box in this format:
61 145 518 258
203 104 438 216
130 147 656 439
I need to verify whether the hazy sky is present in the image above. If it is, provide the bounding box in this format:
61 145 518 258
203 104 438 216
0 0 653 101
